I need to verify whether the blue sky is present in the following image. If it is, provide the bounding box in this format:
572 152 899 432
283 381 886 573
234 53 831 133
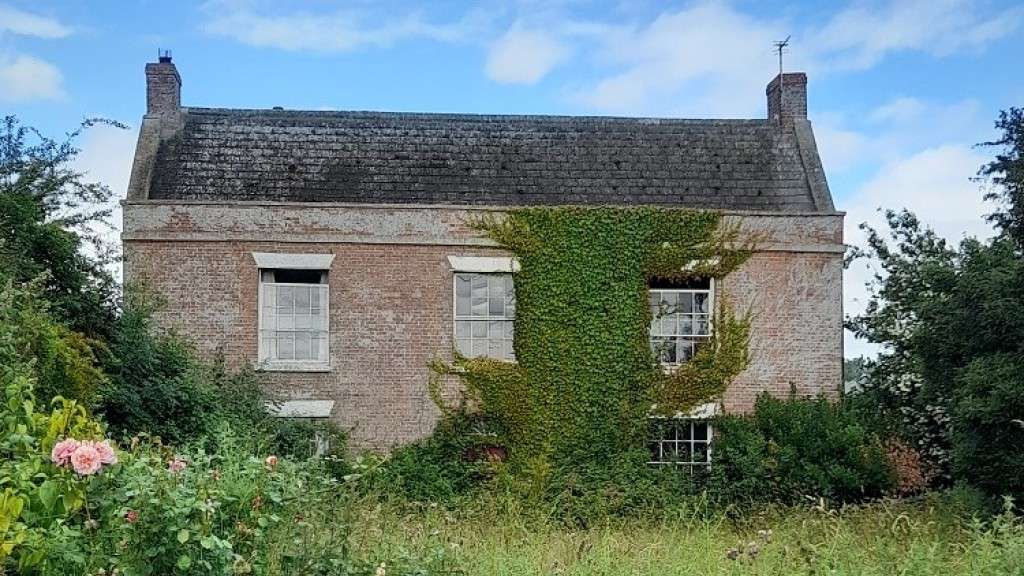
2 0 1022 356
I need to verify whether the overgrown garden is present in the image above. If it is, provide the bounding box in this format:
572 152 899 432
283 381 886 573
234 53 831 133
2 108 1023 574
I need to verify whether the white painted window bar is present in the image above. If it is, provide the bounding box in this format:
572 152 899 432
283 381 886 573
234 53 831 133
453 272 515 361
648 278 715 467
258 269 330 369
647 418 713 469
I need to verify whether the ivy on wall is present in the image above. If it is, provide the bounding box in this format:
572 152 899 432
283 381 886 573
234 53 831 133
430 207 753 469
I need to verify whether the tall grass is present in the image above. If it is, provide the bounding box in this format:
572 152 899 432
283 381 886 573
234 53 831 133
336 491 1023 575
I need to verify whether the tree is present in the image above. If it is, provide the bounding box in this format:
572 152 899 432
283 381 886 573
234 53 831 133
848 109 1024 498
979 108 1024 248
0 115 123 339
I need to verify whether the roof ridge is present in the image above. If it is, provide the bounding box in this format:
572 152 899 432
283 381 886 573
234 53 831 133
182 106 772 125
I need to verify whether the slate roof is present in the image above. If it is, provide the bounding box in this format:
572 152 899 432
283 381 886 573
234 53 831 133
146 107 833 212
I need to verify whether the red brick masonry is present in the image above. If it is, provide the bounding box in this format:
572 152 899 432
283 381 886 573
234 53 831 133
123 201 843 450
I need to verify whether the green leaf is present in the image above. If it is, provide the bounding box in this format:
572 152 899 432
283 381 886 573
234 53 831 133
37 480 58 512
200 535 216 550
176 528 190 544
176 554 192 570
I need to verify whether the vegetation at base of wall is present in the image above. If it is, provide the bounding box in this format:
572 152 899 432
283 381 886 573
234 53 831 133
94 287 350 460
370 393 898 520
710 393 894 505
430 207 753 473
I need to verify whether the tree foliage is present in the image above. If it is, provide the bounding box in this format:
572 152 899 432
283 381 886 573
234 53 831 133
849 109 1024 498
0 115 122 339
979 107 1024 248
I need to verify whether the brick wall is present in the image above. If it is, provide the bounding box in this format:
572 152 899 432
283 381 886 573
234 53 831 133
124 202 843 450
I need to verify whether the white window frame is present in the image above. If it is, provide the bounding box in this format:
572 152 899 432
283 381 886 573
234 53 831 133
647 416 713 470
449 256 517 362
649 278 715 369
267 400 334 456
452 272 516 361
254 253 334 373
648 278 716 468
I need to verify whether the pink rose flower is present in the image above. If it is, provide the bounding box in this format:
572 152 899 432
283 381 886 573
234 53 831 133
168 458 187 474
92 440 118 465
70 443 103 475
264 455 278 470
51 438 81 467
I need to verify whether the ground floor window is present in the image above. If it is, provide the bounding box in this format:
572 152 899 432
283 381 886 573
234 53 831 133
648 417 712 468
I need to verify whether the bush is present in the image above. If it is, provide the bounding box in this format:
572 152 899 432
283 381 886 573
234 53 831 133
369 413 490 503
75 427 340 576
98 299 218 444
0 350 108 572
537 452 704 526
0 278 107 405
950 353 1024 499
98 293 348 460
710 393 895 504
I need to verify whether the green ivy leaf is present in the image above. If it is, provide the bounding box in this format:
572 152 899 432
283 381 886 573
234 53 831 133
176 554 192 570
200 535 216 550
176 528 190 544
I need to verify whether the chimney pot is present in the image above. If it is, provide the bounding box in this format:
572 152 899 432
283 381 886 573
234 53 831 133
146 54 181 117
766 72 807 122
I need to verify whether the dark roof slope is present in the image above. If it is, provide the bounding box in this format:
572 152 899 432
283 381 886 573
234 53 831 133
146 107 832 211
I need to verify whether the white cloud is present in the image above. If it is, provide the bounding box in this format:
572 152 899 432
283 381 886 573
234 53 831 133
0 4 72 38
812 0 1023 71
551 0 1020 117
73 122 139 282
816 98 986 175
841 145 995 357
74 123 138 201
573 2 786 116
814 120 871 173
867 97 927 124
486 25 570 85
201 1 486 52
0 54 65 102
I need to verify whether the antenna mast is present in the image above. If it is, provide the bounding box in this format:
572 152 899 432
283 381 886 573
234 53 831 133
773 35 791 125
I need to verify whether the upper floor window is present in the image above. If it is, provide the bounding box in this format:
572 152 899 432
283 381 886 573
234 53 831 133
258 268 329 370
454 272 515 361
648 278 712 366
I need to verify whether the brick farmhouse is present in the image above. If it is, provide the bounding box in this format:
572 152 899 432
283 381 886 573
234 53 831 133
123 57 842 455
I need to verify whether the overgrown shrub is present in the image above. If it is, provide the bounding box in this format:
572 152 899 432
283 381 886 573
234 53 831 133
98 292 348 459
98 298 219 444
950 352 1024 499
369 413 491 503
710 393 895 504
534 453 703 525
0 347 108 572
0 277 107 405
0 116 120 341
74 427 339 576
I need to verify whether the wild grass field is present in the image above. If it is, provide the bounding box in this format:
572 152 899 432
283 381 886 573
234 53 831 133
287 490 1024 576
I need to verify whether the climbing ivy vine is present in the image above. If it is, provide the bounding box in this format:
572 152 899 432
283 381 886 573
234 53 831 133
430 206 753 469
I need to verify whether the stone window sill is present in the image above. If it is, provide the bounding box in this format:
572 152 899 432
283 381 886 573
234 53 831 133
257 362 332 373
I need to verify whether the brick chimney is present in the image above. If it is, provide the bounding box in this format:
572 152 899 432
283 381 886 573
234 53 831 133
145 51 180 116
766 72 806 122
